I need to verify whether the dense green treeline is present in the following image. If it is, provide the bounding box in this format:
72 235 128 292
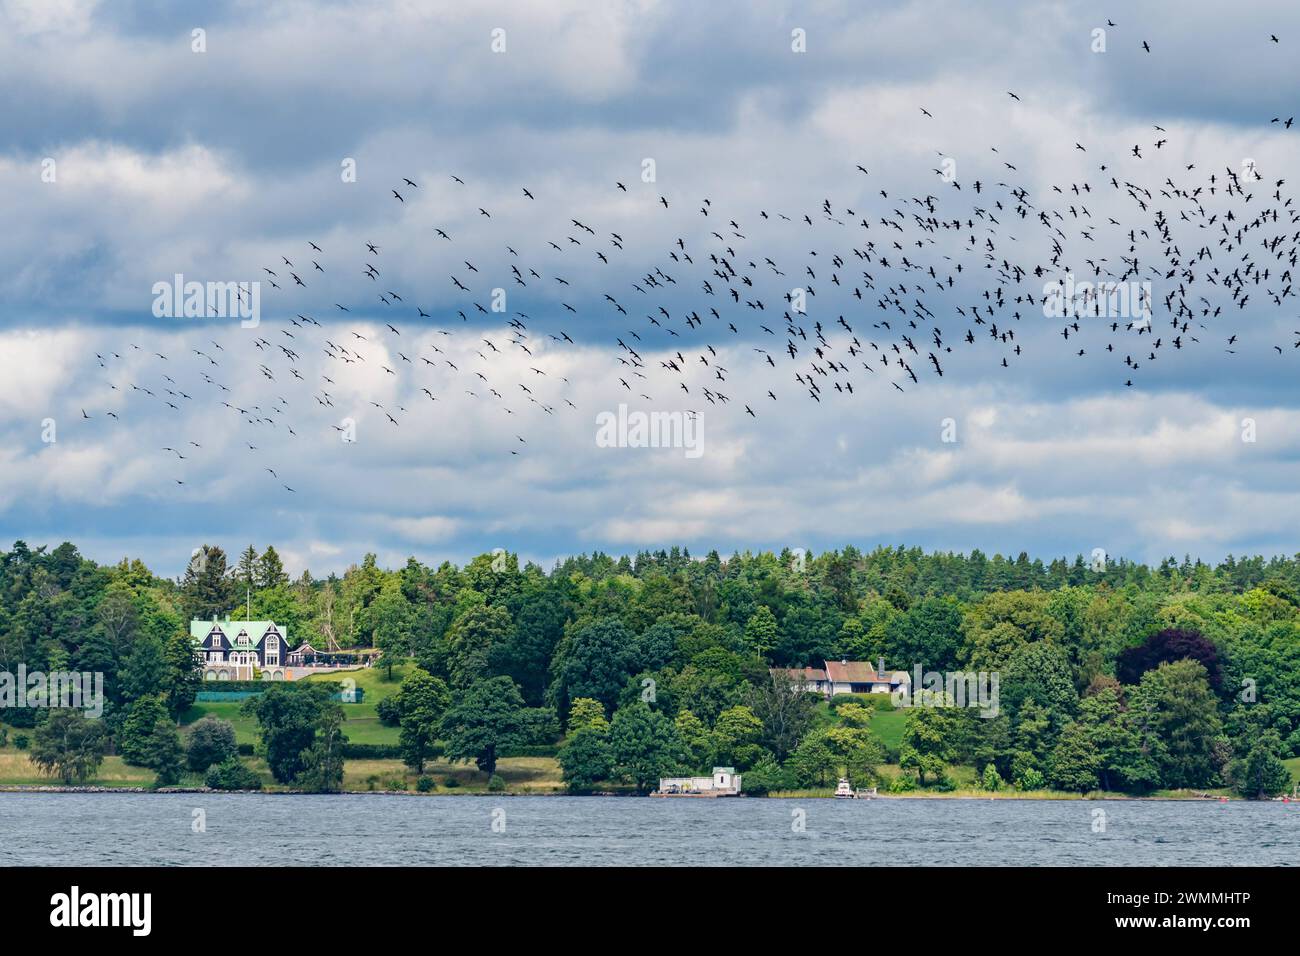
1 540 1298 797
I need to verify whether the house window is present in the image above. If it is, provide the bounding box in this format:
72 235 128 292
265 636 279 666
210 634 222 648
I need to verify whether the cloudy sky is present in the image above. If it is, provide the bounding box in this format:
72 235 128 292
4 0 1300 577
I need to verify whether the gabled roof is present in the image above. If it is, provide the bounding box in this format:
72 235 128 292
771 666 828 682
190 620 284 647
824 660 882 683
823 660 906 684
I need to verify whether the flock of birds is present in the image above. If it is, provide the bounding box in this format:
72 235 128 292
80 27 1300 495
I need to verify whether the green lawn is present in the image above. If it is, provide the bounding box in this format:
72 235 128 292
869 709 908 751
0 750 155 787
304 662 411 745
342 756 563 793
814 694 907 752
180 699 398 747
303 661 412 702
178 663 409 747
1286 756 1300 787
178 701 261 745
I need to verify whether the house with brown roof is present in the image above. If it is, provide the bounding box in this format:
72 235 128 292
771 657 910 698
771 665 831 696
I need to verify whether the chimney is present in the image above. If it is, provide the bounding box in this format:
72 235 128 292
878 656 885 677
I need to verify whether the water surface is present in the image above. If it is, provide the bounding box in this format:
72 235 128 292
0 794 1292 865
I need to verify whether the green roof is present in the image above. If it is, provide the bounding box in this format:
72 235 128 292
190 619 285 647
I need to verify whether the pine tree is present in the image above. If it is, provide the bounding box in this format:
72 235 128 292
235 545 259 594
257 546 288 590
182 545 233 621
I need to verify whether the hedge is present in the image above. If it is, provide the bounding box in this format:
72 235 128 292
195 680 362 702
340 743 407 760
499 744 560 758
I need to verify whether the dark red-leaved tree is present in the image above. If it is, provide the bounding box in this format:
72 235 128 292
1116 628 1223 691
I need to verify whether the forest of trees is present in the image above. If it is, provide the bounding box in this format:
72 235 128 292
1 540 1297 797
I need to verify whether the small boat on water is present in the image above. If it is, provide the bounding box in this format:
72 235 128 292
834 778 877 799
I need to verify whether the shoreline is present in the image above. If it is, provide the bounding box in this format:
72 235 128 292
0 785 1251 801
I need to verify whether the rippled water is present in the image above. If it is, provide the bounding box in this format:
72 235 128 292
0 794 1293 865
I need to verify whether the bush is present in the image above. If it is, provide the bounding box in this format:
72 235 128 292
888 774 917 793
487 774 506 792
185 716 238 772
0 726 8 747
981 764 1003 792
741 753 792 795
5 707 36 729
442 776 460 788
205 758 263 791
1016 768 1046 791
14 734 29 750
1286 726 1300 759
416 775 435 793
376 695 403 727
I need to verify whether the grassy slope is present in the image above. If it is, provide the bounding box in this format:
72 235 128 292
179 662 410 746
869 709 908 751
301 662 409 745
812 694 907 752
177 701 260 745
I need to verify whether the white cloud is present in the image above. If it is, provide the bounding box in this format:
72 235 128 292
4 0 1300 574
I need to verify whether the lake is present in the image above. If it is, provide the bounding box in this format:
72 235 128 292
0 794 1294 865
